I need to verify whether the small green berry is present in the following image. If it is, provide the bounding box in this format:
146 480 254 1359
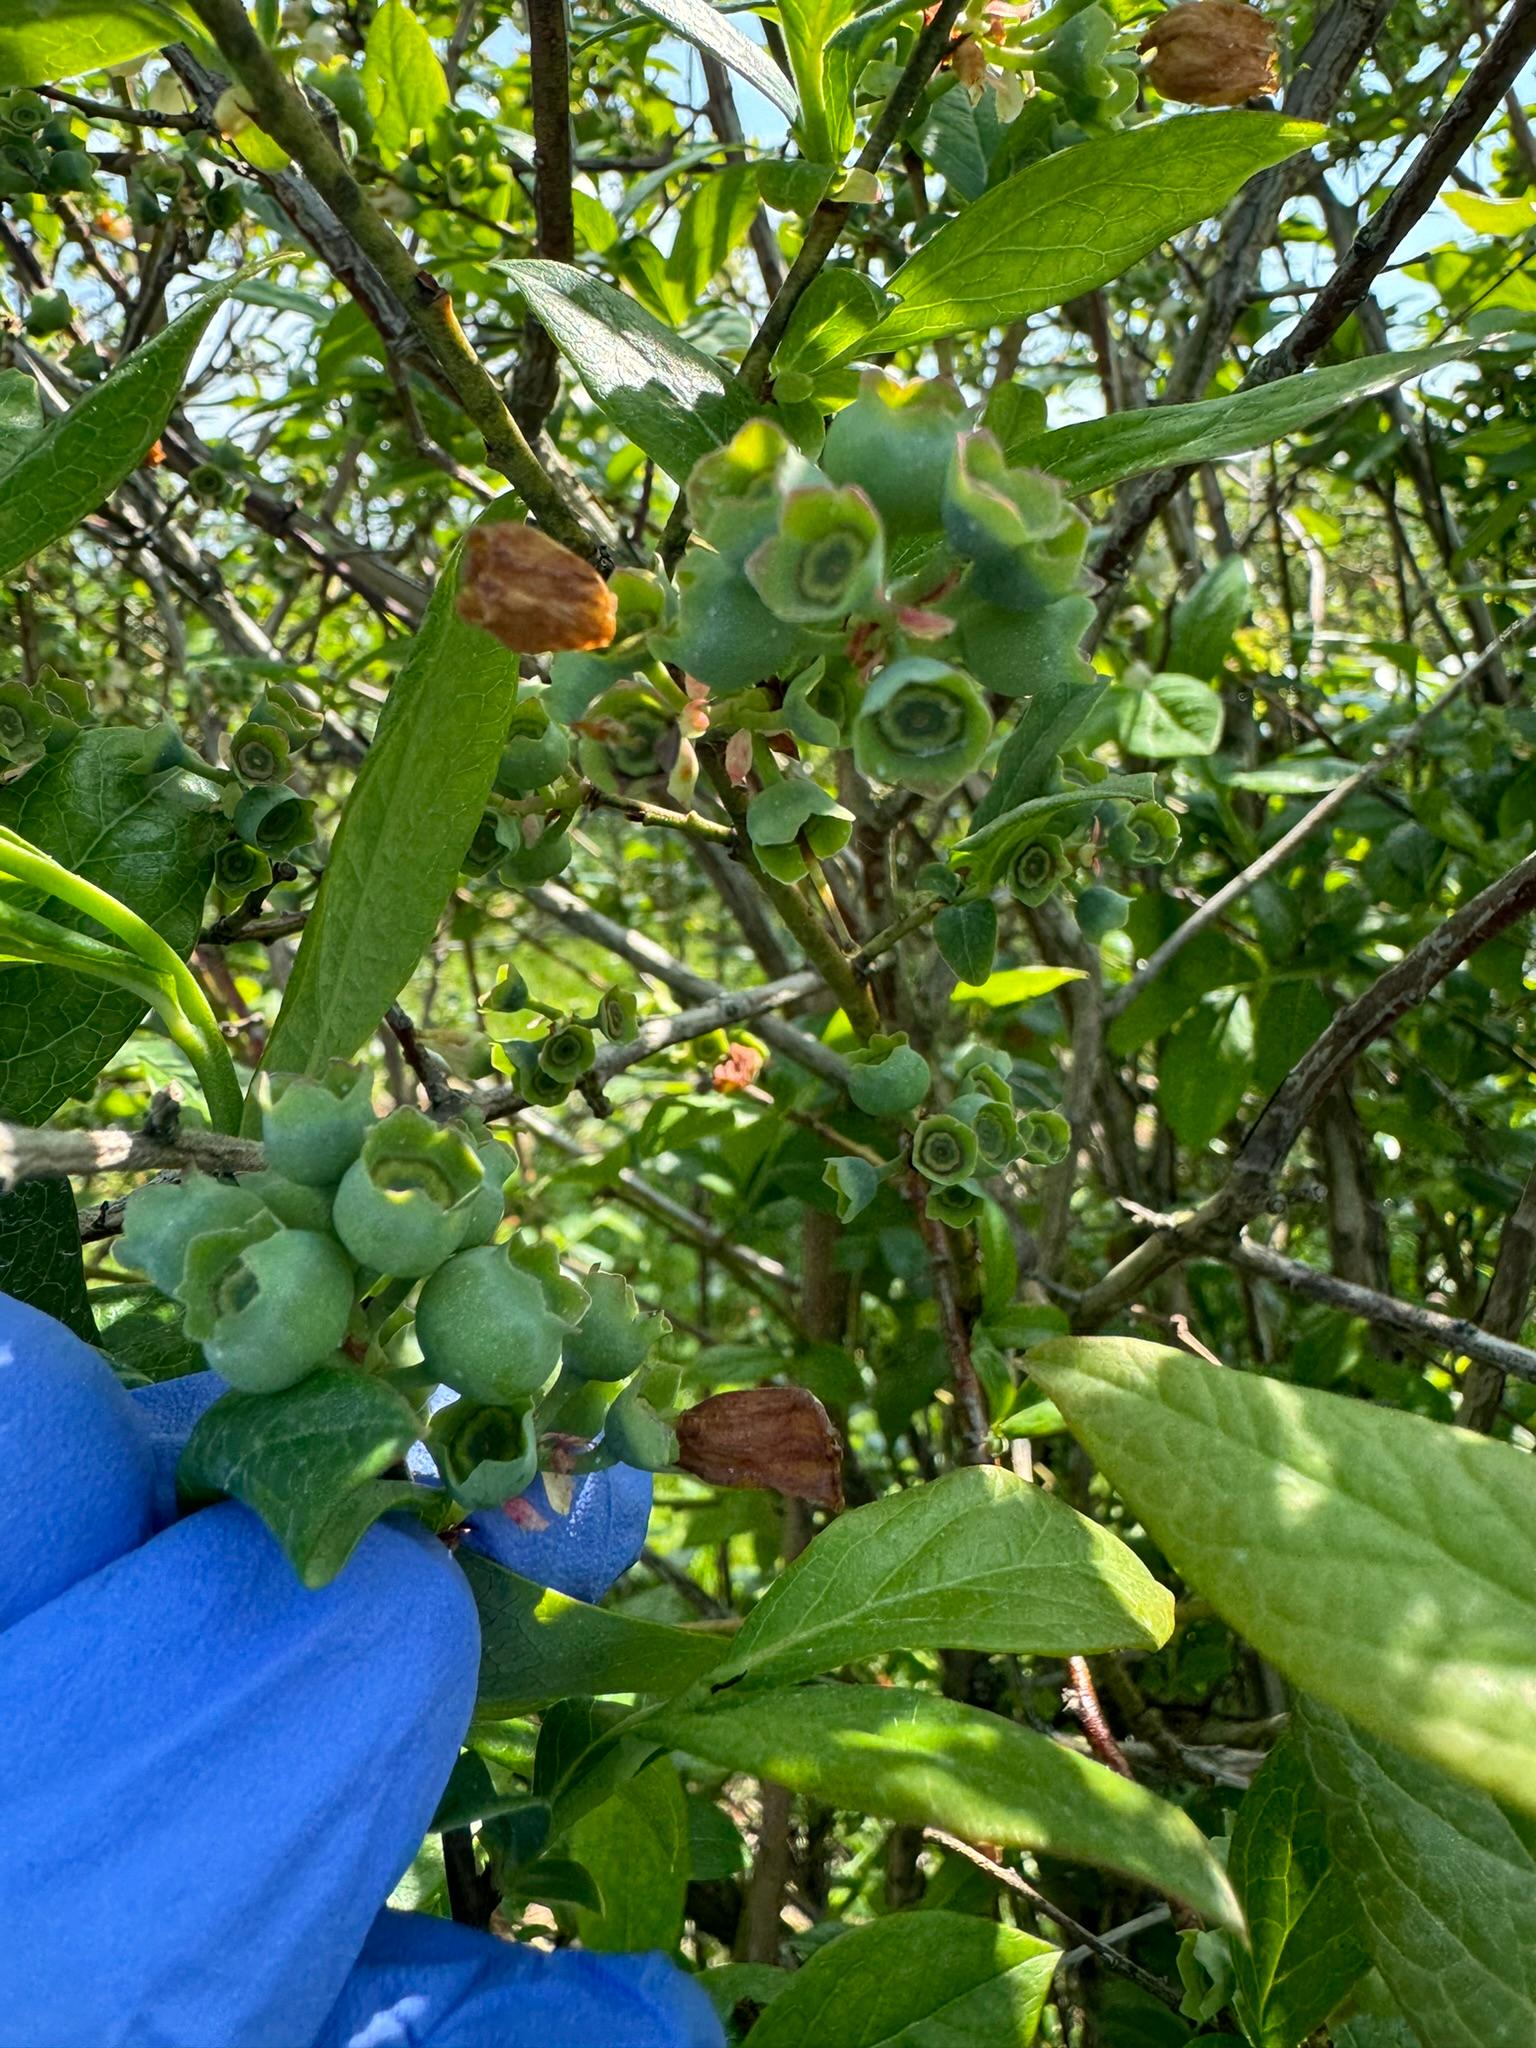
261 1061 377 1186
330 1107 484 1277
414 1239 587 1404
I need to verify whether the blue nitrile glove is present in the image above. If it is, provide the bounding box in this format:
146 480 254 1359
0 1293 723 2048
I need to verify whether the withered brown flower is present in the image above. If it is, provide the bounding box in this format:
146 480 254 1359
711 1042 765 1094
1138 1 1278 107
676 1388 844 1512
455 522 617 654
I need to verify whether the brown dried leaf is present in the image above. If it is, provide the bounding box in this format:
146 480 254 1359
456 522 618 654
1139 1 1277 107
676 1388 844 1511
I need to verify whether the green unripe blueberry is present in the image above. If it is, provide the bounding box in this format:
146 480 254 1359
845 1032 931 1118
497 817 572 886
214 839 272 904
205 180 243 228
41 150 94 193
244 1170 337 1233
331 1107 485 1278
233 783 316 855
1076 883 1130 941
116 1170 267 1295
503 1038 572 1108
560 1269 667 1382
429 1396 538 1510
262 1061 377 1186
822 371 968 539
911 1113 979 1188
601 1368 679 1472
596 985 638 1044
179 1219 355 1390
23 290 71 337
952 1091 1019 1168
494 697 570 796
537 1019 595 1086
64 341 108 381
453 1131 512 1248
230 720 290 785
0 92 50 137
1018 1109 1071 1167
414 1239 587 1405
925 1180 985 1229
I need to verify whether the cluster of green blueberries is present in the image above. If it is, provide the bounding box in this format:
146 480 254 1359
116 1062 675 1511
463 375 1179 953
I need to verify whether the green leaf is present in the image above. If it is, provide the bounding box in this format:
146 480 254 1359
935 899 997 984
568 1758 690 1954
1115 673 1224 758
1158 994 1252 1147
711 1464 1171 1690
0 1182 95 1341
362 0 448 153
258 507 520 1083
746 1912 1057 2047
0 370 43 460
1252 979 1333 1094
776 0 858 164
1167 556 1251 681
847 115 1322 360
951 965 1086 1007
1228 1731 1370 2048
462 1549 724 1716
506 260 759 480
1024 1338 1536 1821
666 166 763 311
1016 341 1482 496
0 727 222 1122
177 1367 431 1589
773 268 889 378
0 0 187 87
823 1154 887 1223
615 0 798 122
651 1684 1239 1927
1294 1697 1536 2048
968 679 1108 832
0 280 232 579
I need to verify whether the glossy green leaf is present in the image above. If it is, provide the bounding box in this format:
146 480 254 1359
258 508 520 1083
1168 555 1251 681
934 899 997 985
1158 994 1253 1147
362 0 448 153
0 726 222 1122
0 0 187 87
177 1367 432 1588
848 115 1321 359
0 1182 94 1341
714 1465 1171 1690
1017 341 1480 496
1294 1697 1536 2048
616 0 797 122
1025 1339 1536 1819
1228 1731 1370 2047
569 1758 690 1954
462 1549 724 1716
747 1912 1056 2047
506 260 759 479
651 1684 1240 1928
1115 673 1224 758
0 281 231 579
777 0 858 164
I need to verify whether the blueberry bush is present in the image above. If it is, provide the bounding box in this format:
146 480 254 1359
3 0 1536 2038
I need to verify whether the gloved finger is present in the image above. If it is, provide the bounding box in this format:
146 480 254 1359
0 1291 156 1633
0 1500 479 2048
128 1369 227 1526
314 1907 725 2048
460 1466 653 1605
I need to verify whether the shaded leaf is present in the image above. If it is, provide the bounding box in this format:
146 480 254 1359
462 1549 723 1716
1158 994 1252 1147
935 899 997 984
1115 673 1224 759
569 1758 690 1954
1229 1731 1370 2047
177 1367 432 1588
0 1182 94 1342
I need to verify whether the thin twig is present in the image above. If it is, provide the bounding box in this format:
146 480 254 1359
924 1831 1185 2011
1063 1657 1135 1779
